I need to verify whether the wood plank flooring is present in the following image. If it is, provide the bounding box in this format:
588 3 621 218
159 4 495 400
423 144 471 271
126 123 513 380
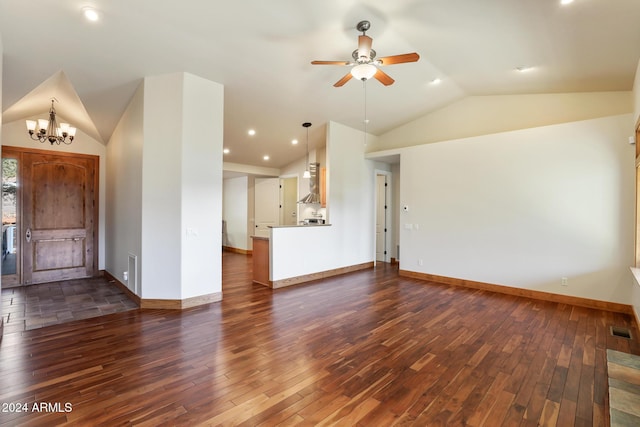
0 252 639 426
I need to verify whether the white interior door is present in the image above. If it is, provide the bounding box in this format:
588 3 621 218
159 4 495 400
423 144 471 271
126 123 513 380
376 174 387 262
280 177 298 226
254 178 280 238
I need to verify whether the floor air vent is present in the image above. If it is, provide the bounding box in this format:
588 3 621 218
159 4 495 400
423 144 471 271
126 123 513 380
610 326 632 339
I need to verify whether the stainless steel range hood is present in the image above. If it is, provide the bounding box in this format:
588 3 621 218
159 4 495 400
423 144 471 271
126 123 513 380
298 162 321 204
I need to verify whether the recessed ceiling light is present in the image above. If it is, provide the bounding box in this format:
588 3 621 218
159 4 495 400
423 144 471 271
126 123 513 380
430 78 442 85
560 0 574 5
292 139 298 145
223 148 230 154
515 66 534 73
263 155 269 161
82 7 101 22
248 129 256 136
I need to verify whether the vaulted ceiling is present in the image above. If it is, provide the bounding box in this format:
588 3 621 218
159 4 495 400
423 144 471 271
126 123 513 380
1 0 639 168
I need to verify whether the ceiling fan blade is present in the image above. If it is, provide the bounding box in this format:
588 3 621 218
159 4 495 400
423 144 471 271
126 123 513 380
373 68 395 86
357 35 373 60
377 53 420 66
334 72 353 87
311 60 351 65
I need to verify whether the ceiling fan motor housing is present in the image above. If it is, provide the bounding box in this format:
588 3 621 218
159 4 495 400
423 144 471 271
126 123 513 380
356 20 371 33
353 49 376 62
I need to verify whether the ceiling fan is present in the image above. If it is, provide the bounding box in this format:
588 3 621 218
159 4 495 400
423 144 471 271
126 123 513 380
311 20 420 87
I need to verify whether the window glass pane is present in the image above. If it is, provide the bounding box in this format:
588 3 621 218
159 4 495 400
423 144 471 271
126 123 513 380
2 158 18 276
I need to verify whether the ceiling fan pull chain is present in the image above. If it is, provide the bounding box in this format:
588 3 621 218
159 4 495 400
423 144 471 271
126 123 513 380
363 79 368 146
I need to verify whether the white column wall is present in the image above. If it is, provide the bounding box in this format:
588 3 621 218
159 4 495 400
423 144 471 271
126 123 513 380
141 72 223 300
180 73 223 299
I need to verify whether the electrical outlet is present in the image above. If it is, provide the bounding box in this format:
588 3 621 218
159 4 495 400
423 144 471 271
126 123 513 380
418 259 424 266
561 277 568 286
123 271 128 282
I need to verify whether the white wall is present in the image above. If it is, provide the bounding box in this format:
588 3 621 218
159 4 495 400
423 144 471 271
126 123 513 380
105 84 144 290
179 73 223 299
141 72 223 300
141 75 182 299
247 175 255 249
373 92 632 152
223 176 249 250
634 60 640 123
398 114 635 304
632 60 640 321
2 119 108 271
391 163 401 260
271 121 379 280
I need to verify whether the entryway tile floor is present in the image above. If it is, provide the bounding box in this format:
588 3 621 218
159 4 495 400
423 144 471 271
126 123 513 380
607 349 640 426
1 277 138 334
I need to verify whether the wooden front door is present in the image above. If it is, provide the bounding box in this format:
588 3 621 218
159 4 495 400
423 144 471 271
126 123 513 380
20 149 97 285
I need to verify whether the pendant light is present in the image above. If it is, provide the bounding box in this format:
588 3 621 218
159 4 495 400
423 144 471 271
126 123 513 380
298 121 321 204
302 122 312 178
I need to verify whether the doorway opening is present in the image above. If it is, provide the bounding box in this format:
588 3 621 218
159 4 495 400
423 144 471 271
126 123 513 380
375 172 391 264
280 176 298 226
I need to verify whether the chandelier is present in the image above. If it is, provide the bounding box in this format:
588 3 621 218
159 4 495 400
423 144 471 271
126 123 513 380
25 100 76 145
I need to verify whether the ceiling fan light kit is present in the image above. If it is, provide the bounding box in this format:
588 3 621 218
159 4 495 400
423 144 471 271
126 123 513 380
311 20 419 87
351 63 377 81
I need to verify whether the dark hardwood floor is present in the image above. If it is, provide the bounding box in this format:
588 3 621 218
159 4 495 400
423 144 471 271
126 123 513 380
0 252 639 426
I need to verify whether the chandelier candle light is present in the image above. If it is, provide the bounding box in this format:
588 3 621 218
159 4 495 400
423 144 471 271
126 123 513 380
26 99 76 145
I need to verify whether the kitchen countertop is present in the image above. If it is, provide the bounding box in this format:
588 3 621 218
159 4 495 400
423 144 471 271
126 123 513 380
269 224 332 228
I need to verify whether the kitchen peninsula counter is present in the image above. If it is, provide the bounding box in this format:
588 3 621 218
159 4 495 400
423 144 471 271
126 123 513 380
269 224 332 228
252 224 372 290
250 236 270 287
251 226 331 288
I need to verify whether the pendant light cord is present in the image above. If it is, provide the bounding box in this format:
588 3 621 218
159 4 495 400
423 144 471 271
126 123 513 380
302 122 312 178
306 125 309 169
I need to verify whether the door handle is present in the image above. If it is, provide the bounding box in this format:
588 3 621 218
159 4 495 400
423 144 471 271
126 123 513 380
25 227 32 243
